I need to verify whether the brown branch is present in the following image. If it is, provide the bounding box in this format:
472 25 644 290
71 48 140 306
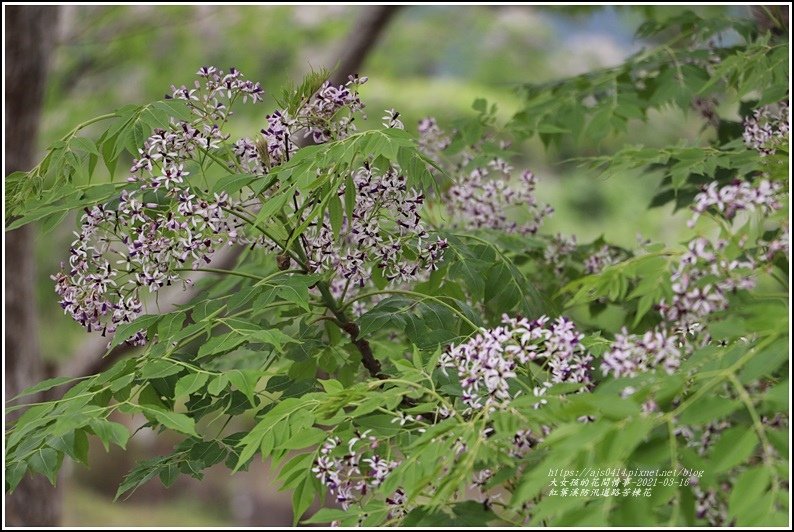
352 330 387 380
315 281 386 379
62 5 403 379
327 6 401 87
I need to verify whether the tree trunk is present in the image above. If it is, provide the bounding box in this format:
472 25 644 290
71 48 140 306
4 5 61 527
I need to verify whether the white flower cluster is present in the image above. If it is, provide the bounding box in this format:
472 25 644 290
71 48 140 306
299 75 367 143
53 189 244 343
447 167 553 235
55 67 261 343
544 233 577 275
233 75 368 174
417 117 451 159
689 179 782 228
583 244 621 274
743 99 789 156
658 237 755 329
312 432 400 511
600 235 760 379
601 328 681 378
439 314 593 411
415 117 553 235
303 162 447 291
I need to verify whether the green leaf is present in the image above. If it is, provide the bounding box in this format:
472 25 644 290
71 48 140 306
73 429 90 464
28 448 62 485
278 453 314 488
739 337 789 384
174 373 209 398
327 191 344 238
8 375 84 402
358 296 411 337
729 466 771 524
344 174 356 220
197 332 246 359
228 369 260 406
5 461 28 492
159 463 179 488
762 379 787 411
271 276 314 311
291 476 315 525
157 311 187 340
147 408 199 437
250 329 297 353
49 429 90 465
234 397 313 471
139 359 182 379
678 397 741 425
710 427 758 473
70 136 100 156
114 457 165 501
318 379 344 393
111 314 160 348
302 507 352 525
252 189 291 229
89 419 130 451
280 427 327 450
212 173 257 194
208 374 230 395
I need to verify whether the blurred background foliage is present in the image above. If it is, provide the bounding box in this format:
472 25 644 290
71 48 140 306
28 4 746 525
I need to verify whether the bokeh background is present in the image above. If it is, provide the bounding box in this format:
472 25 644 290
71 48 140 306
7 4 753 526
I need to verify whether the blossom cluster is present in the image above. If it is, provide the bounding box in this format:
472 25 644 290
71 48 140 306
53 188 244 342
689 179 782 227
510 429 538 458
599 176 784 379
544 233 578 275
693 487 729 527
414 117 553 235
583 244 622 274
312 432 400 511
299 75 367 143
439 314 593 411
447 166 553 235
601 327 681 378
55 67 258 343
172 66 264 118
150 66 265 178
232 75 368 175
304 162 447 292
657 237 755 329
742 99 789 156
417 117 451 159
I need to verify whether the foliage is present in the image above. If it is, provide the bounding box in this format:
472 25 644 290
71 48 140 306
5 9 789 527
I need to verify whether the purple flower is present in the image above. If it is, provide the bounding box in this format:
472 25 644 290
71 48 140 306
312 432 399 511
303 163 445 297
742 99 789 156
601 327 681 378
657 237 755 329
584 245 621 274
689 179 782 227
439 314 593 411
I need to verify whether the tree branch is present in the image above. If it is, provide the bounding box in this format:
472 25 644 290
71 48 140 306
315 280 385 379
327 6 401 87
